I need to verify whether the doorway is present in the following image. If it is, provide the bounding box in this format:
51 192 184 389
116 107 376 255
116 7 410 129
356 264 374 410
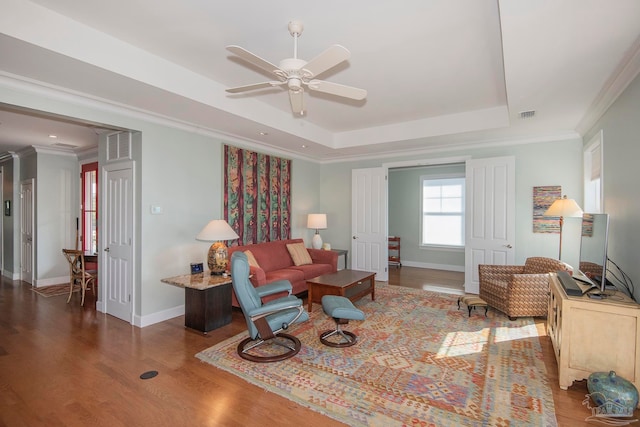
20 179 34 285
380 155 515 294
387 161 466 294
81 162 98 254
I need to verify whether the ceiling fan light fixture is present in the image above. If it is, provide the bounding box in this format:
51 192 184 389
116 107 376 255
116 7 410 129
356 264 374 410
225 20 367 115
288 78 302 91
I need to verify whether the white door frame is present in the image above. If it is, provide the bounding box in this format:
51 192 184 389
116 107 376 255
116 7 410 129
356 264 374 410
0 166 3 274
98 160 135 324
20 178 35 285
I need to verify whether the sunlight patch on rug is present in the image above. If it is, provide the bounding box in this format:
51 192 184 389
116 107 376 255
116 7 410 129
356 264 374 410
196 283 557 426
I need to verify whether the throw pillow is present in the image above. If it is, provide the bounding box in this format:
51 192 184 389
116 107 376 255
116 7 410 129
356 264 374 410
286 243 313 266
244 250 260 269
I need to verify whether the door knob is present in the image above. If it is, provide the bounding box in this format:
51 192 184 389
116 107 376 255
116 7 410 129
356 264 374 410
104 247 110 252
352 236 357 239
503 244 513 248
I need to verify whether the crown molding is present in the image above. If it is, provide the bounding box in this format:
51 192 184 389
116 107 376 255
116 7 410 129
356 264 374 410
576 36 640 135
15 144 77 158
318 130 581 164
0 72 321 163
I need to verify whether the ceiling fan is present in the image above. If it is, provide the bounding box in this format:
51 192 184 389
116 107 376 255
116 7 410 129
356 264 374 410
225 20 367 116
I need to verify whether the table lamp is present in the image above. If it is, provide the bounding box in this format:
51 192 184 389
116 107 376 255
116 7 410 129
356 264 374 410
307 213 327 250
544 195 583 260
196 219 239 275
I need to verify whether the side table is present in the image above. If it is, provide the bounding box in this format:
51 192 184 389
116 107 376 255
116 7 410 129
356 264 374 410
331 249 348 270
161 271 232 334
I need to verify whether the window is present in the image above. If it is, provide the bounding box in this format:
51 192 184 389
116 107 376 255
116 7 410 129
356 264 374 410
81 162 98 254
584 131 603 213
421 176 465 247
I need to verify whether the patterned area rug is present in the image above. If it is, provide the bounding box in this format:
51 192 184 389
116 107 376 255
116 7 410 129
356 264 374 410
196 283 557 426
31 284 78 297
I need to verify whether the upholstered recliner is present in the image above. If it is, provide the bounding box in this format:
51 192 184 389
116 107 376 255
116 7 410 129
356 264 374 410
231 251 309 362
479 257 572 319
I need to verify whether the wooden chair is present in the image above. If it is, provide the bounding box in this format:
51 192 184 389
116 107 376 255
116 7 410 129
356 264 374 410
62 249 97 306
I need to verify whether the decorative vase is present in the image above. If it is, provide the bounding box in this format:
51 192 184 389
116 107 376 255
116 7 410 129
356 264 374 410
207 242 228 275
587 370 638 416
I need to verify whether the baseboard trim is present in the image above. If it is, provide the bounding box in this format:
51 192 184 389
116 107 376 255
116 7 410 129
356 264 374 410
134 305 185 328
400 260 464 272
423 285 465 296
2 270 20 280
34 276 68 287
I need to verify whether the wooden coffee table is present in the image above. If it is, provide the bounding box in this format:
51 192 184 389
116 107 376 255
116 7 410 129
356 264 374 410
306 269 376 312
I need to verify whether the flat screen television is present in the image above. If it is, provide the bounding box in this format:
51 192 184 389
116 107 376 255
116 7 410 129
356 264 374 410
575 213 610 293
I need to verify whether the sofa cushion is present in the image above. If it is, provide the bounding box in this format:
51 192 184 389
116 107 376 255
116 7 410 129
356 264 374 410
286 242 313 266
244 250 260 268
288 263 333 279
265 268 305 287
234 240 300 272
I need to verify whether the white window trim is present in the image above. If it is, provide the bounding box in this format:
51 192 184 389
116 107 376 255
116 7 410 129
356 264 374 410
584 130 604 213
419 172 465 249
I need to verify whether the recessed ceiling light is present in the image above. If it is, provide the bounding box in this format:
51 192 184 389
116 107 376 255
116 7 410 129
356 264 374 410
259 131 268 136
49 134 58 139
301 145 307 149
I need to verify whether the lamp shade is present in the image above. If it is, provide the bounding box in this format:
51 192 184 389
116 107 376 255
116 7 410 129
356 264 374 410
196 219 239 242
544 196 583 218
307 213 327 230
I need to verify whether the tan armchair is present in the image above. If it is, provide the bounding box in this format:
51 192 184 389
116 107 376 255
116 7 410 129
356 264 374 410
479 257 572 319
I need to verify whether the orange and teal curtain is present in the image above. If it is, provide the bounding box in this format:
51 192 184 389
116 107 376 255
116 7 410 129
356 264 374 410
224 145 291 245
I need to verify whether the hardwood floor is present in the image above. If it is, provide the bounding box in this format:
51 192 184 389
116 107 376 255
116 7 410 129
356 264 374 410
0 270 634 426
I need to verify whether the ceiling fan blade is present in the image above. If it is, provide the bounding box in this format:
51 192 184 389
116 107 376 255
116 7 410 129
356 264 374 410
307 79 367 100
226 45 283 76
226 81 284 93
289 89 305 115
302 45 351 78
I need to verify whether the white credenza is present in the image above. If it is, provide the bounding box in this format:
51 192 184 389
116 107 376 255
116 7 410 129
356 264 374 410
548 273 640 395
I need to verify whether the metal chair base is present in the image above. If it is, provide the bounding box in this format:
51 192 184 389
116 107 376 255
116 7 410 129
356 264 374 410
319 328 358 348
237 333 301 363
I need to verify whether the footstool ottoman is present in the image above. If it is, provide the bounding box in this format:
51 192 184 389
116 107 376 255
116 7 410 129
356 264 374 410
320 295 365 347
457 295 488 317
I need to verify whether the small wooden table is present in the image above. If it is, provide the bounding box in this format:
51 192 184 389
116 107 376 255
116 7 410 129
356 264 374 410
306 269 375 312
331 249 348 270
161 271 232 334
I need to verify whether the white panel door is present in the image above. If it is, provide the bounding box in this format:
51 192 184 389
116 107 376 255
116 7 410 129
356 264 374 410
351 167 388 281
464 156 515 294
20 179 34 285
103 164 134 322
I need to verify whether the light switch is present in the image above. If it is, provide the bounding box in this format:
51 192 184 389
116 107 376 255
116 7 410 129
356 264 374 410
150 205 163 215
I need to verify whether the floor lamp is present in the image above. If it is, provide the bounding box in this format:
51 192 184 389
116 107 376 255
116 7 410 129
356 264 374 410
544 195 583 260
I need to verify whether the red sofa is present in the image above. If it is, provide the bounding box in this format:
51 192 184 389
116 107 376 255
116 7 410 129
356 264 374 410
227 238 338 306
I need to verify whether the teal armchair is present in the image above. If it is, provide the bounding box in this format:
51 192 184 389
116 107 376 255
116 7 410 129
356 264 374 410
231 251 309 362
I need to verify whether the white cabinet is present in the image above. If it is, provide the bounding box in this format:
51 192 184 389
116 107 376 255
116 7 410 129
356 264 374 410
548 274 640 397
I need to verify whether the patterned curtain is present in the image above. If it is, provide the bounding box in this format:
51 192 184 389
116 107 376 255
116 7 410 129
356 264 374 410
224 145 291 245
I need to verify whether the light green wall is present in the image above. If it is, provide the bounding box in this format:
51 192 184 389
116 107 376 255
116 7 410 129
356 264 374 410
34 151 79 282
584 72 640 301
320 137 584 267
3 70 638 319
388 164 465 270
1 84 321 323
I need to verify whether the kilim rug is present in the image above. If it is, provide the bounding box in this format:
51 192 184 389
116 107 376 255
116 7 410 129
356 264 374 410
196 283 557 426
31 284 78 297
